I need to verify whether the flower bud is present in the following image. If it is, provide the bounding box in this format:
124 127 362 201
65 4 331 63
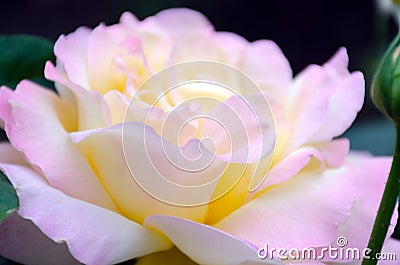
378 0 400 21
371 33 400 125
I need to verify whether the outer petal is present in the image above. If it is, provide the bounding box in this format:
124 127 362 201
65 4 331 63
136 247 197 265
309 48 365 142
140 9 218 63
215 159 359 251
0 81 117 211
0 213 81 265
277 49 363 158
0 86 12 129
0 163 172 265
333 156 398 259
144 215 282 265
142 8 213 35
276 64 335 158
214 32 247 66
54 26 92 89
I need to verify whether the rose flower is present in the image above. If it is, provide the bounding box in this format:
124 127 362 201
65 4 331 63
0 8 399 265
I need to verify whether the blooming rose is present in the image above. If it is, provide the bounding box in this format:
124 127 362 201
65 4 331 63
0 8 399 265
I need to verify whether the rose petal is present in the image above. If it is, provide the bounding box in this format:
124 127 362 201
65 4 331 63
0 81 117 211
335 156 398 252
86 23 131 94
139 9 218 63
214 32 247 66
0 213 81 265
103 90 129 125
199 94 275 163
54 26 92 89
0 86 12 129
205 153 273 225
72 123 220 223
309 48 365 142
45 62 111 130
136 247 197 265
276 49 363 158
215 159 359 251
253 138 349 194
316 138 350 168
143 8 213 35
119 11 139 27
276 64 335 158
241 40 292 105
379 237 400 265
0 163 172 265
144 215 282 265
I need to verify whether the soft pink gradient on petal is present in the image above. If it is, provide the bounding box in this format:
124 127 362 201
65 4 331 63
140 9 218 63
0 163 172 265
277 64 335 158
198 94 275 163
142 8 213 35
0 213 82 265
309 48 365 142
379 238 400 265
332 156 398 259
119 11 139 27
276 49 363 159
0 81 117 211
145 215 282 265
45 62 111 130
215 160 359 251
316 138 350 168
253 138 349 194
241 40 292 105
0 8 393 265
86 23 133 94
214 32 247 66
54 26 92 89
0 86 13 129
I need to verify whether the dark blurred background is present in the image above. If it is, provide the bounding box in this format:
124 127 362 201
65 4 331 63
0 0 399 246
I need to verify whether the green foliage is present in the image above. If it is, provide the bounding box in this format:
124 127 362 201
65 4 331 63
0 171 18 222
0 34 55 90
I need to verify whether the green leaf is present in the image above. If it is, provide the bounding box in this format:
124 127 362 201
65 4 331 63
0 34 55 90
0 171 18 222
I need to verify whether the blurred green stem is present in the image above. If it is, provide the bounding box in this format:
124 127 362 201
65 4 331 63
362 126 400 265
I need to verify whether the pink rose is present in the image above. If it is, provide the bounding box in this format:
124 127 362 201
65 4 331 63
0 8 398 265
